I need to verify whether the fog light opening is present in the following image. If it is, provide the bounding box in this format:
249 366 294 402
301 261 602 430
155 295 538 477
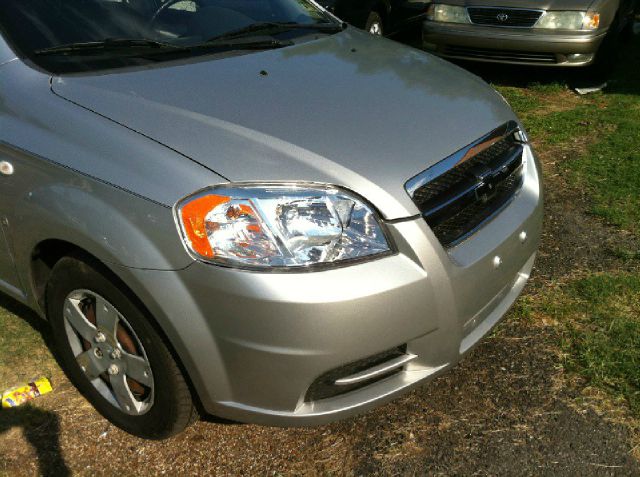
566 53 592 63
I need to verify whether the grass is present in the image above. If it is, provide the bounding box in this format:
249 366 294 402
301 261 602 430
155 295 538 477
498 38 640 234
563 274 640 417
0 299 58 390
567 50 640 231
518 273 640 417
498 87 541 114
571 101 640 231
495 37 640 417
567 274 640 415
514 274 640 419
611 247 640 262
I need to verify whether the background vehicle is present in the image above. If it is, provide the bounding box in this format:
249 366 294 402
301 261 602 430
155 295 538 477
0 0 541 439
422 0 637 71
320 0 429 35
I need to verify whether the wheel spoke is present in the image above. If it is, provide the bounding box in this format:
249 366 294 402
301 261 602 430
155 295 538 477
95 295 120 338
65 290 153 415
76 349 108 380
122 352 153 387
109 373 139 414
64 298 98 341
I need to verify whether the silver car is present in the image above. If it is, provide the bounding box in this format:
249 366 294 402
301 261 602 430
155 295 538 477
423 0 637 67
0 0 542 438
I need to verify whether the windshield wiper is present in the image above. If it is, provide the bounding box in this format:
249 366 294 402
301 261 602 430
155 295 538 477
34 38 182 56
34 37 292 58
199 37 293 50
206 21 346 42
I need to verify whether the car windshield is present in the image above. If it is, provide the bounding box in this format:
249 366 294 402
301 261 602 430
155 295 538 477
0 0 338 74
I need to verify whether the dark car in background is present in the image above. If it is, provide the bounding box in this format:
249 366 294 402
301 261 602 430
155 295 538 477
320 0 429 35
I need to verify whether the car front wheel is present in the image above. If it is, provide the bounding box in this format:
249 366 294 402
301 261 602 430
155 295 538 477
46 255 197 439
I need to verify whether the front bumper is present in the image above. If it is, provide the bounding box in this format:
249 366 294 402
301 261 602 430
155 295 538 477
120 147 542 426
422 21 607 66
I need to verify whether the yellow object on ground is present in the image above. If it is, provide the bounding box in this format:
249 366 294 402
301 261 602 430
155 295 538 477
1 377 53 408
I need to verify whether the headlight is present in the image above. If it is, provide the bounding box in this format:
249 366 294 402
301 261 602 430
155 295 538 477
534 11 600 30
426 4 470 24
176 184 392 269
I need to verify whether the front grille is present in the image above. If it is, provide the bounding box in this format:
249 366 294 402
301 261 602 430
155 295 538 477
467 7 543 27
305 346 407 402
442 45 557 64
406 121 525 247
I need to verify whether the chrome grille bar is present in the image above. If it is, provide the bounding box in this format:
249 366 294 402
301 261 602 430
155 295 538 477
405 121 526 247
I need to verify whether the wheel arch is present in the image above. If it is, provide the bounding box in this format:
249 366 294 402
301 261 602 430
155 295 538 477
10 176 193 310
34 241 208 415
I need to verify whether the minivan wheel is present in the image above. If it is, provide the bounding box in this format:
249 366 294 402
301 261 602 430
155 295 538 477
46 256 197 439
583 14 624 82
365 11 384 35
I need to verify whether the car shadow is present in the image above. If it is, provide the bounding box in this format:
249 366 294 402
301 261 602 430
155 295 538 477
0 293 71 476
456 43 639 92
0 291 50 340
455 61 583 88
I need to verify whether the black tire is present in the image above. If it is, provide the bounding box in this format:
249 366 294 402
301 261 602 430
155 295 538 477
365 11 384 36
621 10 636 43
577 33 617 84
584 14 625 82
46 255 197 439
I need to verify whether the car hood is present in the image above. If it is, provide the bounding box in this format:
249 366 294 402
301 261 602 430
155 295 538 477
442 0 595 10
52 29 516 219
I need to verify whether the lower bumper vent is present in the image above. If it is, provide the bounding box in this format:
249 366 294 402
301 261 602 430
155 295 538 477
442 45 557 64
305 345 412 402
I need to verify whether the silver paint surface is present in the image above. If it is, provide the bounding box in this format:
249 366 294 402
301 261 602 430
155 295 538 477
0 27 543 424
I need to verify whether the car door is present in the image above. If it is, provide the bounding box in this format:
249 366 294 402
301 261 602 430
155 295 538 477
0 37 23 297
0 158 22 296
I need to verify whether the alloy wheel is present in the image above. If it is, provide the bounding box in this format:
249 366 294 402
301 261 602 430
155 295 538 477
63 289 154 415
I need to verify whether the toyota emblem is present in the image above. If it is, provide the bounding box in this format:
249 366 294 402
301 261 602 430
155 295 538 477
496 12 509 22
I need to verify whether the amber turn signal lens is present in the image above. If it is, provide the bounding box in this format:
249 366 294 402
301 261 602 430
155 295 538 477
180 194 230 257
585 12 600 29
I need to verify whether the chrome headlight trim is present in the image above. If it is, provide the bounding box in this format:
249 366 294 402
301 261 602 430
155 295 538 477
174 182 396 272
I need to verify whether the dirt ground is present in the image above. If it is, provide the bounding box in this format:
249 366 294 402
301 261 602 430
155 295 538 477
2 42 640 477
4 316 639 476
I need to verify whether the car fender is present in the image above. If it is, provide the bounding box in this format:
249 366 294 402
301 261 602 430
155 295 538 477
589 0 622 29
0 155 193 308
